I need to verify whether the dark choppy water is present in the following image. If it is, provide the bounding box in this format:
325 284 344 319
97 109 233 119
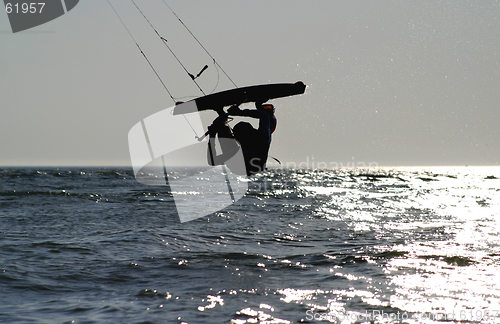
1 167 499 323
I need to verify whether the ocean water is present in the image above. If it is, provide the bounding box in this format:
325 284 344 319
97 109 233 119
1 166 499 324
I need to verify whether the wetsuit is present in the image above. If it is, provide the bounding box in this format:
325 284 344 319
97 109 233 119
231 109 271 176
207 108 272 176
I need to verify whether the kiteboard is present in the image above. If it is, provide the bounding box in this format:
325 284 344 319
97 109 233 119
173 81 306 115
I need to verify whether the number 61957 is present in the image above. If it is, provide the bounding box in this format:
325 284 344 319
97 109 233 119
5 2 45 14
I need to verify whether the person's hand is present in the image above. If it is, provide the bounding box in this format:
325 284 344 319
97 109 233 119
255 98 269 110
227 105 242 116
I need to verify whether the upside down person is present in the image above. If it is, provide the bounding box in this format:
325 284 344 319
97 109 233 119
207 103 277 176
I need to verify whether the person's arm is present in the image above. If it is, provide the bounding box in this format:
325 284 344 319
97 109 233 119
228 106 271 136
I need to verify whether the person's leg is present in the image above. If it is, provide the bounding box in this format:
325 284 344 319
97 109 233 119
217 125 240 158
207 121 239 166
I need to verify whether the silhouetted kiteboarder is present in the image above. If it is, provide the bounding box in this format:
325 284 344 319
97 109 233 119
207 102 277 176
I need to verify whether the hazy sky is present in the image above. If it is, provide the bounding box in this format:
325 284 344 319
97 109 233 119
1 0 499 167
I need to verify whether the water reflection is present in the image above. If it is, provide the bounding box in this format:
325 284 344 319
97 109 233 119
293 167 500 323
